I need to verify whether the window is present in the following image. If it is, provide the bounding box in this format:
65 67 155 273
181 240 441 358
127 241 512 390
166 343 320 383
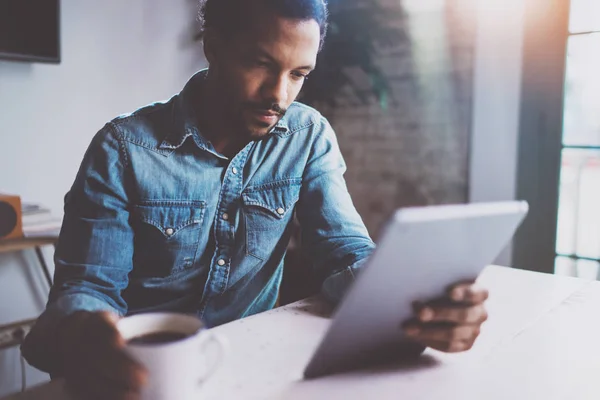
554 0 600 278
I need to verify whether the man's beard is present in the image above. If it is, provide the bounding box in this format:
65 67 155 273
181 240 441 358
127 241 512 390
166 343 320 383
240 102 288 139
266 103 286 115
245 102 287 119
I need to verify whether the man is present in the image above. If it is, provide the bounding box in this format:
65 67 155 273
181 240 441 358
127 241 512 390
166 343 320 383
22 0 489 399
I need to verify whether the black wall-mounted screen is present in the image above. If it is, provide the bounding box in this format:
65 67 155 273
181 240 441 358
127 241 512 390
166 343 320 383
0 0 61 63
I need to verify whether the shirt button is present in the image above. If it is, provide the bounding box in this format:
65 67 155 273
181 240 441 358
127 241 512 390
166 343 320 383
217 259 226 266
276 207 285 215
222 213 229 221
165 228 174 236
232 167 238 175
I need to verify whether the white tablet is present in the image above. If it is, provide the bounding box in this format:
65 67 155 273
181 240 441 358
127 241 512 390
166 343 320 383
304 201 529 378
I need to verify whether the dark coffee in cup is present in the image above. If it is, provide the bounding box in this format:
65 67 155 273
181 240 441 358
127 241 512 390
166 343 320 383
128 331 190 345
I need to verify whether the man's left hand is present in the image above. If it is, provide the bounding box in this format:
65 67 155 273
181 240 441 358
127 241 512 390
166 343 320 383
402 282 489 353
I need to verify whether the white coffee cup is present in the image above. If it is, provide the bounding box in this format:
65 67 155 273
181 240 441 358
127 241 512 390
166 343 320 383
117 312 227 400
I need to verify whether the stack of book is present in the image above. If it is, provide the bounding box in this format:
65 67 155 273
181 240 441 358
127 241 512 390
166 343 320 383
21 203 62 238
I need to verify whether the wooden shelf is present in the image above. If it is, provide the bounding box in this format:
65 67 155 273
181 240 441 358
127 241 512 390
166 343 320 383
0 237 58 254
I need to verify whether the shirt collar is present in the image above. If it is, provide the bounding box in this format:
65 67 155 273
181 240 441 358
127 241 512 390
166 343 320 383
160 69 290 151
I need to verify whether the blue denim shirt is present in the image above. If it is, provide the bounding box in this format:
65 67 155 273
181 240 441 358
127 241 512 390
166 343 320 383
22 70 375 372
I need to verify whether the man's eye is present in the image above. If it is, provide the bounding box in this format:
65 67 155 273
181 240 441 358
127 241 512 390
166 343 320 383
291 71 309 81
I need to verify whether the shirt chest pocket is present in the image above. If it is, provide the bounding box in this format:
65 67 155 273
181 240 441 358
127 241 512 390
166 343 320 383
132 201 206 278
242 179 302 260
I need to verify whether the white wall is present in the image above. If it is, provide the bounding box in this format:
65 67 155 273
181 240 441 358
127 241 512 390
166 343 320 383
469 0 526 265
0 0 205 395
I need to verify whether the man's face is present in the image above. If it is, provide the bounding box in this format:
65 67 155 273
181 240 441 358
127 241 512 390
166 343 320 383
205 10 320 140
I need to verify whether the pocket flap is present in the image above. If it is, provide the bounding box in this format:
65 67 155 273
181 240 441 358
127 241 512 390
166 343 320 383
242 179 301 218
133 200 206 238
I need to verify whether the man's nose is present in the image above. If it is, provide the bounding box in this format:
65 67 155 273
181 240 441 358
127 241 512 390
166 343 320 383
261 74 288 107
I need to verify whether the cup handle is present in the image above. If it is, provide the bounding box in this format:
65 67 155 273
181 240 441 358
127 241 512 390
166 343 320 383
198 331 228 384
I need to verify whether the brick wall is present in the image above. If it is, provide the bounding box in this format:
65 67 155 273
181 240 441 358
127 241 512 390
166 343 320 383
283 0 477 302
320 0 477 238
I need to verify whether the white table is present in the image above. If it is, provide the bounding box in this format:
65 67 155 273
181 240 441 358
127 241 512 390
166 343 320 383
6 265 600 400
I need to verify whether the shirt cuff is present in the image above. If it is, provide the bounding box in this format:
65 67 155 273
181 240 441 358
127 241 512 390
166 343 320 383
321 258 368 304
21 293 120 373
48 293 123 318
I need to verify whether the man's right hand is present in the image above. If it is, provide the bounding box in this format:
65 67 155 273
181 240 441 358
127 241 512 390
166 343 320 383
55 311 147 400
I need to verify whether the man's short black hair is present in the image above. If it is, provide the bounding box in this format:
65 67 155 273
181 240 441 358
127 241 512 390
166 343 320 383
198 0 329 50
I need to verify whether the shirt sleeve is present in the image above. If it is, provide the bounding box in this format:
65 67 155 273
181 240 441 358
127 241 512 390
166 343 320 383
21 122 134 373
295 116 376 304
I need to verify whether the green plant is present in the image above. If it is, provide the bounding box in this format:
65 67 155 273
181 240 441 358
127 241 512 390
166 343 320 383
301 0 407 109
